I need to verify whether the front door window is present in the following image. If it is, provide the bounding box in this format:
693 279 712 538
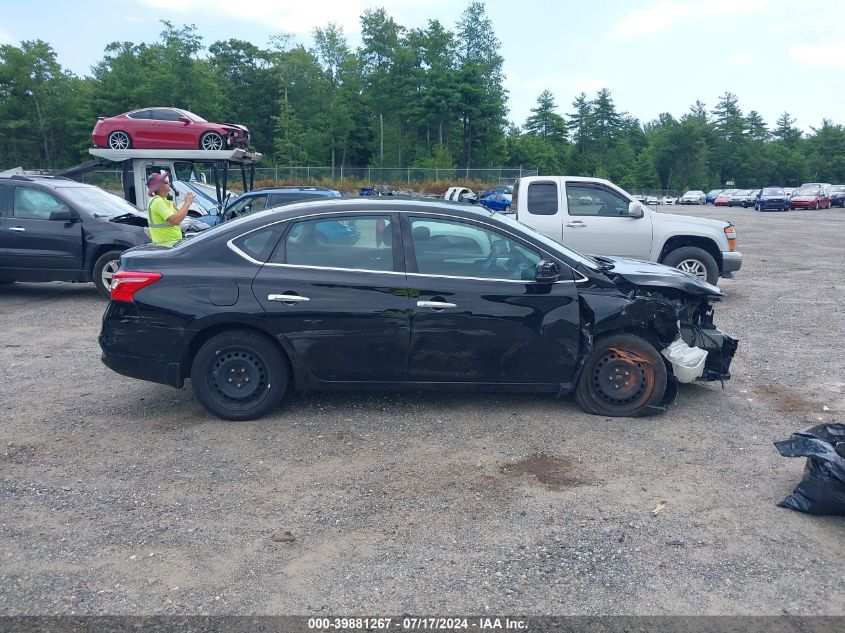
409 217 540 281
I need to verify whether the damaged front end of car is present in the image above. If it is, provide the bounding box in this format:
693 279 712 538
574 257 738 415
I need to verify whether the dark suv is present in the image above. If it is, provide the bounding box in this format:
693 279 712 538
0 175 149 297
219 186 342 223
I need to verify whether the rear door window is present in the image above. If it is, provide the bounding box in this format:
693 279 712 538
128 110 154 120
526 182 558 215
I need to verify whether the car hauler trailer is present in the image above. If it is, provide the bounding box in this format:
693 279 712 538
83 148 262 224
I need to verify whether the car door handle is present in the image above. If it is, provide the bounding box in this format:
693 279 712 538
565 221 586 228
417 300 457 309
268 294 310 303
8 227 26 232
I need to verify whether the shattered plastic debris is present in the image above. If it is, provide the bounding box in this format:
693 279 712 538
661 338 707 383
774 423 845 516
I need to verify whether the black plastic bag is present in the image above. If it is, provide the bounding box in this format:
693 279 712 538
774 423 845 515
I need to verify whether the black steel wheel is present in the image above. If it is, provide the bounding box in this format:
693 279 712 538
575 334 668 417
191 330 289 421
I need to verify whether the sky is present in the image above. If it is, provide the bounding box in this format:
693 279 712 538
1 0 843 132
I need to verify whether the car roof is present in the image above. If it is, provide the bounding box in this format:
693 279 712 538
0 174 84 188
249 186 336 194
217 198 491 233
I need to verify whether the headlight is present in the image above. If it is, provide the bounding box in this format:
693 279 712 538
724 225 736 251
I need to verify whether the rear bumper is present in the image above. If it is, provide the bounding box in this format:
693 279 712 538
721 251 742 274
101 350 183 388
99 307 185 388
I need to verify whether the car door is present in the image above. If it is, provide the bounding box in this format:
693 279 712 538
152 108 194 148
250 212 410 382
404 214 581 386
126 109 156 147
0 186 83 275
562 181 653 260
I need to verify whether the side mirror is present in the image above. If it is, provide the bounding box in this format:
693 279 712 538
628 201 644 218
49 208 74 222
535 259 560 283
179 116 191 124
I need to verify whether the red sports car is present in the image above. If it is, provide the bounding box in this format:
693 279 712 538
713 192 734 206
92 107 250 151
789 184 831 210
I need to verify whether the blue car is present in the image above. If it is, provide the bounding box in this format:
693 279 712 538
215 186 342 224
705 189 724 204
480 192 513 213
755 187 790 212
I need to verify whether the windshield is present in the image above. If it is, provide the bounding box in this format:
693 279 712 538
829 185 845 193
707 190 722 196
493 212 600 270
57 186 142 218
797 185 820 195
179 109 208 123
762 187 784 195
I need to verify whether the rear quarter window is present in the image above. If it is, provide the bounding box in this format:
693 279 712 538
526 182 559 215
231 225 285 262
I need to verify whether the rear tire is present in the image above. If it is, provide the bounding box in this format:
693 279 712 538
575 334 668 417
191 330 289 421
92 250 123 299
662 246 719 285
107 131 132 150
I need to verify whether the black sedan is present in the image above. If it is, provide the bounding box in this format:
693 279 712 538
99 200 738 421
755 187 790 211
830 185 845 208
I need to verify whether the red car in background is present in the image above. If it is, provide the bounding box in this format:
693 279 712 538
790 183 832 209
713 189 737 206
92 107 250 151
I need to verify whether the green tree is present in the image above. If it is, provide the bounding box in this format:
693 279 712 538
524 90 567 141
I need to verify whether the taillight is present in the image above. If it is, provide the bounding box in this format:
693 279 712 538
110 271 162 302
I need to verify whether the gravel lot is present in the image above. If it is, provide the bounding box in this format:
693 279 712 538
1 205 843 616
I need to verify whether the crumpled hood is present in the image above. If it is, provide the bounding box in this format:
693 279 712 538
652 211 730 230
601 256 723 298
221 123 249 132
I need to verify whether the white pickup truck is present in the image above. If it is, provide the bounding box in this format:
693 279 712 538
511 176 741 285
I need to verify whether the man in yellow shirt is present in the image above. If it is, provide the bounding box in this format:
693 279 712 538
146 172 195 245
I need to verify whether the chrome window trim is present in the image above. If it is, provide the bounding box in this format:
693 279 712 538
225 208 588 283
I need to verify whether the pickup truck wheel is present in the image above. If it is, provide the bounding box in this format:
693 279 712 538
191 330 289 421
662 246 719 285
575 334 667 417
92 250 124 299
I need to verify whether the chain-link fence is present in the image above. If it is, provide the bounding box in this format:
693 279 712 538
71 166 538 192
